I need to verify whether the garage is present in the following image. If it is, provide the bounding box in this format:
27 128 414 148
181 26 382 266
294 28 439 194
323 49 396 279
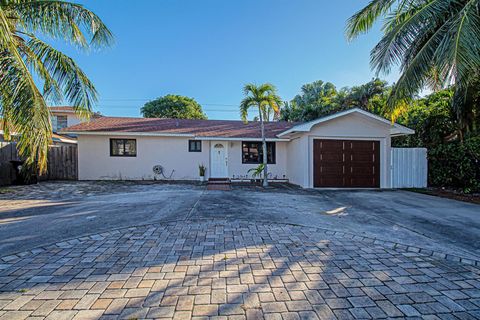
313 139 380 188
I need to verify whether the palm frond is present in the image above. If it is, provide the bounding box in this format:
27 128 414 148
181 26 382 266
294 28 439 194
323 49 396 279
8 0 114 49
0 0 112 173
17 34 63 103
240 83 282 123
0 49 51 172
388 15 450 104
25 36 98 118
371 0 450 74
435 0 480 86
345 0 397 41
239 96 256 123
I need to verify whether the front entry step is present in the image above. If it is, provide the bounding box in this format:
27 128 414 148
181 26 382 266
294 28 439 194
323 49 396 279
207 178 231 190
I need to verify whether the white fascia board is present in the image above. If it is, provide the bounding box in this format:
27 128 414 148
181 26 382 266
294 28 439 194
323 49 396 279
195 137 290 142
278 108 415 137
51 110 75 114
53 138 78 144
62 131 290 141
62 131 195 137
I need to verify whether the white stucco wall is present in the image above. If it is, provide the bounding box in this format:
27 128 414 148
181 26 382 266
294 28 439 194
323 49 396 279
77 136 288 181
286 135 309 187
227 141 288 180
78 135 209 180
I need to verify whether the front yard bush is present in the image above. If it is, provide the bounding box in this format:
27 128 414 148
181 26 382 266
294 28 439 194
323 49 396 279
428 136 480 193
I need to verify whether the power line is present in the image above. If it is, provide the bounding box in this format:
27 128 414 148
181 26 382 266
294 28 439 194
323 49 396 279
94 106 241 113
97 98 239 107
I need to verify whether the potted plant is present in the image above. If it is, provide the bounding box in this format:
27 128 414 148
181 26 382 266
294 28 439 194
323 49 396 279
248 163 265 184
198 164 207 182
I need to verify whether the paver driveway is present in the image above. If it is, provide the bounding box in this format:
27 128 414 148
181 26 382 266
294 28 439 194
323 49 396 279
0 181 480 319
1 181 479 261
0 220 479 320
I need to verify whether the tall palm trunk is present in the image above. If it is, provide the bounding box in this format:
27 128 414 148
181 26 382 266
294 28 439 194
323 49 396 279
258 107 268 187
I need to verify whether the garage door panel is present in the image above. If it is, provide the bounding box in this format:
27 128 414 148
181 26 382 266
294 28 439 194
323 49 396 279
321 140 344 149
321 165 344 175
349 178 376 188
314 139 380 188
350 140 374 148
350 167 375 174
322 154 344 162
350 153 374 162
319 177 345 187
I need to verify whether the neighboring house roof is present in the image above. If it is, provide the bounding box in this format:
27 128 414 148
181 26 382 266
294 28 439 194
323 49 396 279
49 106 102 119
63 108 414 139
52 133 77 145
0 124 77 145
278 108 414 137
50 106 76 113
63 117 297 140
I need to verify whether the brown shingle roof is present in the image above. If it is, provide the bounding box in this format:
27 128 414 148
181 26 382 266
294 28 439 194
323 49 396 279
63 117 298 139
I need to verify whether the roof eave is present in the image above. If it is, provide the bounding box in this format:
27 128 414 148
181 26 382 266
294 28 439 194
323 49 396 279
390 127 415 136
62 131 291 141
194 137 290 142
62 131 196 137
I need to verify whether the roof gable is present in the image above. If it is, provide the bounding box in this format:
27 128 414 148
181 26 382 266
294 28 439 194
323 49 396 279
277 108 414 137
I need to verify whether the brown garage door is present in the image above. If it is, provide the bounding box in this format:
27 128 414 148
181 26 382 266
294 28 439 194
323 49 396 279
313 139 380 188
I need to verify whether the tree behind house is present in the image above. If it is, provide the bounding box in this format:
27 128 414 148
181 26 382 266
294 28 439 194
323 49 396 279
141 95 207 119
280 78 389 122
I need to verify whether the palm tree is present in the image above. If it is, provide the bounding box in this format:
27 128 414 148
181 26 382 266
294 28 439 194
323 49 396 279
0 1 113 172
345 0 480 134
240 83 282 187
345 78 388 109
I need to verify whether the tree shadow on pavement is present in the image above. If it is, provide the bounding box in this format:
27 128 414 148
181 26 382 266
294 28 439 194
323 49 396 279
0 219 478 319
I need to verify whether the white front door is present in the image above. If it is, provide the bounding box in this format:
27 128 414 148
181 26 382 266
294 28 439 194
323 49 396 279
210 141 228 178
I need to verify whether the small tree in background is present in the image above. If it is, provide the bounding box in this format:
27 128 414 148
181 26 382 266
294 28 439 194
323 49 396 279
240 83 282 187
141 95 207 119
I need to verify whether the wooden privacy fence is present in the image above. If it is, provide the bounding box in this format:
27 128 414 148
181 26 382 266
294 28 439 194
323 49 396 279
45 145 78 181
390 148 428 188
0 142 77 186
0 142 19 186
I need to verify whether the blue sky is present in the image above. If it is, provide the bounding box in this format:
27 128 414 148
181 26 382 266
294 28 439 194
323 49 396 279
55 0 397 120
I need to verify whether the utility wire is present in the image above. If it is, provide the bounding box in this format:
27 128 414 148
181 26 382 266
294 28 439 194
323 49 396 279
97 98 239 107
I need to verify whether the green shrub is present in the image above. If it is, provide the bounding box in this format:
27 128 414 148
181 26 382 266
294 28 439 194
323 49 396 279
428 136 480 193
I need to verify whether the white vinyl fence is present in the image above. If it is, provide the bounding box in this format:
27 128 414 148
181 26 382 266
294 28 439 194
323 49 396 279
391 148 428 188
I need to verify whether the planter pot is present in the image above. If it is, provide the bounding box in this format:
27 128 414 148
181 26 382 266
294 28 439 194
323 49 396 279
199 176 206 182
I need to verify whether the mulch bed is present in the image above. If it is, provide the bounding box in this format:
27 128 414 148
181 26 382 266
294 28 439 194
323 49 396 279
407 187 480 205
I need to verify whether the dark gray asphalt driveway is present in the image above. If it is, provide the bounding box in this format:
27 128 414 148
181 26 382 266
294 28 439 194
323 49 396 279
0 181 479 262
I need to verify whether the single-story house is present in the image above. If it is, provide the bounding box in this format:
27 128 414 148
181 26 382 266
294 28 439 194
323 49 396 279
63 108 414 188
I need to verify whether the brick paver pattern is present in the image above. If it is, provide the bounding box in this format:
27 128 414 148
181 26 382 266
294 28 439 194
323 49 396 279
0 219 479 319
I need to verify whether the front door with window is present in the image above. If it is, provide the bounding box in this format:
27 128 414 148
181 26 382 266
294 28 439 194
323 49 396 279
210 142 228 178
